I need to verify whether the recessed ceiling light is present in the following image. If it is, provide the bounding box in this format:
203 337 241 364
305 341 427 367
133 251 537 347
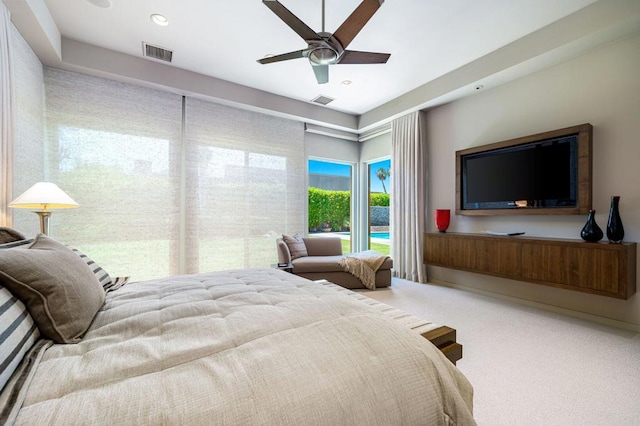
151 14 169 27
86 0 112 8
341 80 352 86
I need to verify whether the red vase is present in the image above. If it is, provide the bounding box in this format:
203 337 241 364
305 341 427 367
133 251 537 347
435 209 450 232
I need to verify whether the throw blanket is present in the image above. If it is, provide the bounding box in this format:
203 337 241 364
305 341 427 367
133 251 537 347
340 250 389 290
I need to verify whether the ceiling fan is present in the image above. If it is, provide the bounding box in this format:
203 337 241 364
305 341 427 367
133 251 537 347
257 0 390 84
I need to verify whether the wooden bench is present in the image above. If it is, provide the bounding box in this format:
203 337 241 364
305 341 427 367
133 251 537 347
421 326 463 365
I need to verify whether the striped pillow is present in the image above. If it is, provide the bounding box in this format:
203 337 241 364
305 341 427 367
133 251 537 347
103 276 130 293
0 285 40 392
67 246 113 291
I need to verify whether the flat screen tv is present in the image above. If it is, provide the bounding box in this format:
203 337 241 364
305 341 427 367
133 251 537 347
456 124 592 216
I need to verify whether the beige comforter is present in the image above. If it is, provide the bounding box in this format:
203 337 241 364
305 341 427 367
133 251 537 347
13 268 475 425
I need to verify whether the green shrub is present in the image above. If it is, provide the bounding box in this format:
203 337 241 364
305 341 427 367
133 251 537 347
308 187 350 231
308 188 389 231
370 193 390 207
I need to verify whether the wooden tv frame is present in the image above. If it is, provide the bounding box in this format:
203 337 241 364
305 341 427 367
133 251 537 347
456 123 593 216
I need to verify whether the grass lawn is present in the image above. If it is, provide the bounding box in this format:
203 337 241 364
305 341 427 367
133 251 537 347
76 236 390 282
371 242 391 255
341 239 390 255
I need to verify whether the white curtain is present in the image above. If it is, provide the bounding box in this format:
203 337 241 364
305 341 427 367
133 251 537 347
0 3 14 227
391 111 428 283
44 68 183 280
39 67 305 281
183 97 306 274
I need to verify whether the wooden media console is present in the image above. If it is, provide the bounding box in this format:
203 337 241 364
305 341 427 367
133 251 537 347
424 232 636 299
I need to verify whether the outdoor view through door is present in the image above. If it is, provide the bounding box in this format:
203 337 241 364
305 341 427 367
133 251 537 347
308 160 352 254
369 159 391 255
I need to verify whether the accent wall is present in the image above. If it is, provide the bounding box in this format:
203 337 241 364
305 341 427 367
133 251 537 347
425 32 640 330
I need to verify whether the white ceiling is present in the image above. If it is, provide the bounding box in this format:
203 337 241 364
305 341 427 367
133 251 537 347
41 0 597 115
6 0 639 133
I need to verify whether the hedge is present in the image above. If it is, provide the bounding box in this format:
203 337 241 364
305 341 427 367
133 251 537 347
370 192 390 207
308 187 389 231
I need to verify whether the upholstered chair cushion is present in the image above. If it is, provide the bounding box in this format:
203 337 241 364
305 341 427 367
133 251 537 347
282 233 308 260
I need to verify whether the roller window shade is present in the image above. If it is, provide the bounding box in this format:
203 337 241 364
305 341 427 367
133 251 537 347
38 68 305 280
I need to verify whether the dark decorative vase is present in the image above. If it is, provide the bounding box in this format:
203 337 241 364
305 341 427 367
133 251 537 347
606 196 624 243
581 210 603 242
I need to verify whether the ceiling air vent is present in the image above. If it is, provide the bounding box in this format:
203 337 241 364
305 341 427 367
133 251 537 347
311 95 335 106
143 42 173 63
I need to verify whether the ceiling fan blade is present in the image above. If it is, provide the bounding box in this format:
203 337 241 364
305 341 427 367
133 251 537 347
257 50 307 64
311 64 329 84
262 0 321 42
338 50 390 64
333 0 384 49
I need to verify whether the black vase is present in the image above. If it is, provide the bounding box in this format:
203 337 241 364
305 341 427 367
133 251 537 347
581 209 603 242
606 196 624 243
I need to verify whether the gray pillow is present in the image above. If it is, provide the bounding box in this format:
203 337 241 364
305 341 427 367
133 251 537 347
0 227 26 244
282 233 308 260
0 234 105 344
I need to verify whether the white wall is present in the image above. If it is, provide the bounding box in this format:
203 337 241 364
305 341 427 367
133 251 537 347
305 132 359 163
425 32 640 330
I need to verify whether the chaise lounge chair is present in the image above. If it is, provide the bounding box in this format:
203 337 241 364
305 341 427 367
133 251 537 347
276 235 393 289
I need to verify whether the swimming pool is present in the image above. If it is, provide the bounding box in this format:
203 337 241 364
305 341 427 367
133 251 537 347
335 231 389 240
328 231 390 241
370 232 389 240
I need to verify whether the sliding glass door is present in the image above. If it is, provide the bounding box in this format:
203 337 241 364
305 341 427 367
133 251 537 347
368 158 390 255
308 159 352 254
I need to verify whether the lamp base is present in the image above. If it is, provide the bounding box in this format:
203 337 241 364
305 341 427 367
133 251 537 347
34 211 52 235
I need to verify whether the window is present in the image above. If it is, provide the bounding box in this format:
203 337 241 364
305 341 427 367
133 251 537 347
54 127 180 279
184 97 305 273
35 68 305 281
308 159 352 254
368 158 390 255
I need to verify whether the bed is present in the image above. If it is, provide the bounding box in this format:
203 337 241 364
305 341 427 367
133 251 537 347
1 233 475 425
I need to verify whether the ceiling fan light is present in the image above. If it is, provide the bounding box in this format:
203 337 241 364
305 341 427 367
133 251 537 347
86 0 112 8
309 48 337 65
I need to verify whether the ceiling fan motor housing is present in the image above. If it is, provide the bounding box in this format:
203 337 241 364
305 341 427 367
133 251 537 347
307 33 344 65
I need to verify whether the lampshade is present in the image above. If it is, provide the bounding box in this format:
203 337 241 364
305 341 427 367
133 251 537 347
9 182 79 210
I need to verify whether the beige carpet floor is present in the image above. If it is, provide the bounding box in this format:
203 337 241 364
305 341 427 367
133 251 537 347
361 278 640 426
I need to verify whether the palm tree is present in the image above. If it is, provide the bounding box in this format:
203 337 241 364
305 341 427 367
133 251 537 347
376 167 390 194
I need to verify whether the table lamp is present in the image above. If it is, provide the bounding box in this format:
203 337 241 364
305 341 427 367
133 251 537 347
9 182 78 235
